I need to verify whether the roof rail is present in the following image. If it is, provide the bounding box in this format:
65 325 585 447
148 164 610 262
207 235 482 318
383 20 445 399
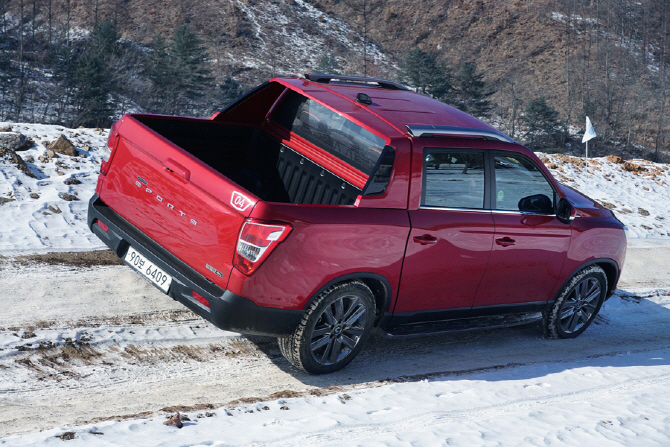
305 73 411 91
406 125 515 143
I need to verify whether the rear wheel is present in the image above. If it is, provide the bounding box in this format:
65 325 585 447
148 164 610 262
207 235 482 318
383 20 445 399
278 281 375 374
543 265 607 339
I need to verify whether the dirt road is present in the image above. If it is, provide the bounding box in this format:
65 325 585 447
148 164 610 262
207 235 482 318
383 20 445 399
1 242 668 437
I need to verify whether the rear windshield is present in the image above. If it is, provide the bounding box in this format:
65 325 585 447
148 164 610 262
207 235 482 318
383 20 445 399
272 90 385 175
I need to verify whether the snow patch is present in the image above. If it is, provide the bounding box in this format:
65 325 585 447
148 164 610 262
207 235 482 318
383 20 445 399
0 122 110 255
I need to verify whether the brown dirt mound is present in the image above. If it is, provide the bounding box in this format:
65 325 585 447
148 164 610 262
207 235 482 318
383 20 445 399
606 155 623 164
623 162 647 173
12 250 123 267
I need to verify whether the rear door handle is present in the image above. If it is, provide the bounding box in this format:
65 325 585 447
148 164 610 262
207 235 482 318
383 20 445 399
495 237 516 247
164 158 191 182
413 235 438 245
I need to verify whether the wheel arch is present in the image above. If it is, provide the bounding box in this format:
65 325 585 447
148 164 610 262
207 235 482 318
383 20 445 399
303 273 393 326
554 258 619 304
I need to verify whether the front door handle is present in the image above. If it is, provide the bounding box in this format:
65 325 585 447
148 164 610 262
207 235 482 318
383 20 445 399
495 237 516 247
413 235 438 245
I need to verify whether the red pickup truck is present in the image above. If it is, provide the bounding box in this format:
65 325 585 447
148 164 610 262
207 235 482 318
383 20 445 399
88 74 626 374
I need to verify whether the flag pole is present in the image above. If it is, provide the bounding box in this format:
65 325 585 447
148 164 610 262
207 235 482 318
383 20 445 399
583 116 596 160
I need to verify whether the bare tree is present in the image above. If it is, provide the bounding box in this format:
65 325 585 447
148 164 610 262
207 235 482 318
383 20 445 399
655 0 669 160
501 73 523 140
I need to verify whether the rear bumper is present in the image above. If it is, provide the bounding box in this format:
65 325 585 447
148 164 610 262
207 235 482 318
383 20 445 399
87 194 302 336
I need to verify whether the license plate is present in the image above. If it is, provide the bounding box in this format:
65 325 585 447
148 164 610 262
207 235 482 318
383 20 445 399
124 246 172 293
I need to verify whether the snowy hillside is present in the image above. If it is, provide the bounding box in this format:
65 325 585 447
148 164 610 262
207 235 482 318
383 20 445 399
539 153 670 239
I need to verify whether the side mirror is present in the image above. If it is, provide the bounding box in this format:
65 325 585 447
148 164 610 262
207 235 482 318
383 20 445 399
518 194 553 214
556 197 576 224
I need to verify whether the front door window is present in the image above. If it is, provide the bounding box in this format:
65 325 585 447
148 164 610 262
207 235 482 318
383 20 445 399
494 154 554 214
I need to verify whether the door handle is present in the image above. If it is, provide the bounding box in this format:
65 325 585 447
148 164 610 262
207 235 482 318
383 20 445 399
413 234 438 245
164 158 191 182
495 237 516 247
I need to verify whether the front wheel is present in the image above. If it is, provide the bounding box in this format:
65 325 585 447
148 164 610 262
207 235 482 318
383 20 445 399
543 265 608 339
278 281 375 374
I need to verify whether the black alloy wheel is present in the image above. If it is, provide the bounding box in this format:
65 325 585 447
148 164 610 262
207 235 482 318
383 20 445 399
544 265 608 339
279 280 375 374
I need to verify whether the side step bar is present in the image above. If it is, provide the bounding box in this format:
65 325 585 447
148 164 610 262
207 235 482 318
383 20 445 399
380 312 542 338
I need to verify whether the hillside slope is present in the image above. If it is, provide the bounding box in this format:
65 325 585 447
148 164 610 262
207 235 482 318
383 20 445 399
65 1 568 100
315 1 567 99
2 0 667 158
50 0 397 83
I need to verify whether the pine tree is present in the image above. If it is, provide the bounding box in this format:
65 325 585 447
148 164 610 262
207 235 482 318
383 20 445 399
170 24 214 109
71 51 111 127
67 21 123 127
399 48 451 100
148 35 178 113
217 76 245 108
149 24 214 115
521 96 563 150
89 20 122 63
452 61 493 117
315 50 341 74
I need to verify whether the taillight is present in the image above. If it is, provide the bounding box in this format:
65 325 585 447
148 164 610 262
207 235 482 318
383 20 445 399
101 123 120 175
234 220 292 275
100 159 110 175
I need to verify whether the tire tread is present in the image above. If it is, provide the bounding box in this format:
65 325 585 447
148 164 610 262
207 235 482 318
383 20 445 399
278 280 373 374
543 265 607 339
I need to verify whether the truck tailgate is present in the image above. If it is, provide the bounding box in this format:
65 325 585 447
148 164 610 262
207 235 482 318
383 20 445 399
98 115 258 289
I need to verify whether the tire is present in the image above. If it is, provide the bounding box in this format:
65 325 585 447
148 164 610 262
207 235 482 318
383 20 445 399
543 265 607 339
278 281 375 374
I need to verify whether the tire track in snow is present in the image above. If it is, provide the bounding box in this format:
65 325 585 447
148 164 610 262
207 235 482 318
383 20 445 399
265 363 670 447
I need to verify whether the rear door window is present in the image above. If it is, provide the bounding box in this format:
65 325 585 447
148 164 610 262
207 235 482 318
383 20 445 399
422 150 486 209
272 91 385 175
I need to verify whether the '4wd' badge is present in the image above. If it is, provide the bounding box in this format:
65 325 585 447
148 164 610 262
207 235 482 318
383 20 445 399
231 191 252 212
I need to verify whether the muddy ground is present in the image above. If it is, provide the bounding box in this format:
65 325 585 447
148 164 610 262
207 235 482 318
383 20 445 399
7 249 124 267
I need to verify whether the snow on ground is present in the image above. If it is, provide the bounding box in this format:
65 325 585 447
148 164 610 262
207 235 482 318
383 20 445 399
1 124 670 445
2 327 670 446
3 279 670 446
0 122 110 255
539 153 670 239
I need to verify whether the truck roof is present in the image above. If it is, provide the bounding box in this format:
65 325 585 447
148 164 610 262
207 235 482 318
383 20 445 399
275 75 507 141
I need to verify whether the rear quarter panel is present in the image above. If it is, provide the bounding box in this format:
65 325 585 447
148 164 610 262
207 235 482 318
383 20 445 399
227 202 410 310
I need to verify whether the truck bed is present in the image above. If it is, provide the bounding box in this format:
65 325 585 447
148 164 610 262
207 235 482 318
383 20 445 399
136 116 361 205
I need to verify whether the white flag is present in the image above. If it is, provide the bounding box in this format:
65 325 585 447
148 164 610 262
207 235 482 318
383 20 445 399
582 116 597 143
